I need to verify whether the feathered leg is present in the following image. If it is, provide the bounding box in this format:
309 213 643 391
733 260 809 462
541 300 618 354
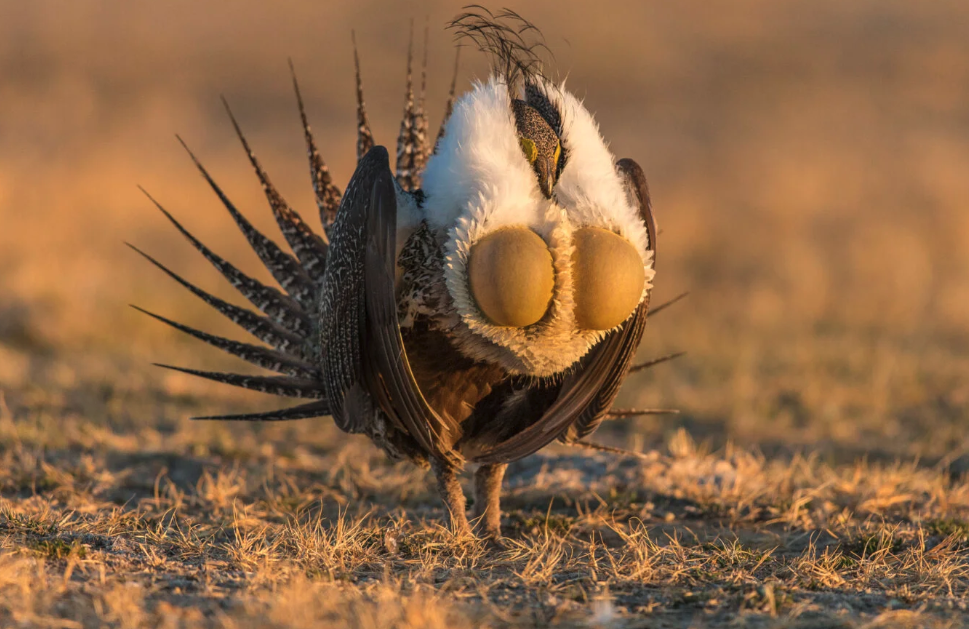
472 463 506 538
430 458 470 537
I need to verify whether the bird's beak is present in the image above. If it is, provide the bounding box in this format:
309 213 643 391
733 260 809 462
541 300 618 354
537 157 556 199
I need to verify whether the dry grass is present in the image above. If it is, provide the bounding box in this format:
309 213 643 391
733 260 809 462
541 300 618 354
3 0 969 626
1 351 968 627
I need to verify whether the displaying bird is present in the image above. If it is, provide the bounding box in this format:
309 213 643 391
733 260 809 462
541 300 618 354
132 9 673 538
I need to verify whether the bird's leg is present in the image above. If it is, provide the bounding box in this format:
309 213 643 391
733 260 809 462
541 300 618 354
472 463 507 538
430 458 470 537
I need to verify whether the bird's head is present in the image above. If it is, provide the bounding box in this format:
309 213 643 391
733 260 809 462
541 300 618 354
512 99 562 199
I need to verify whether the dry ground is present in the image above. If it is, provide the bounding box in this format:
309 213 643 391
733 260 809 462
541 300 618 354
2 1 969 627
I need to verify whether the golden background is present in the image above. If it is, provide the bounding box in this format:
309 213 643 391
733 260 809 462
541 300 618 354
2 0 968 460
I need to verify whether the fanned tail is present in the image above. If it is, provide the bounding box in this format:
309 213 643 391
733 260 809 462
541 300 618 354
131 65 356 422
136 34 470 424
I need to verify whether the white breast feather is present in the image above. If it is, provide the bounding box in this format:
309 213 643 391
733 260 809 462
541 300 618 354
421 77 552 236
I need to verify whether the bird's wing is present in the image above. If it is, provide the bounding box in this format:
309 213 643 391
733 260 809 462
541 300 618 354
320 146 463 465
471 157 656 463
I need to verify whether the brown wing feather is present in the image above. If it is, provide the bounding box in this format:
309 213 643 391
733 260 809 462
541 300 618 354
361 161 463 465
320 146 462 464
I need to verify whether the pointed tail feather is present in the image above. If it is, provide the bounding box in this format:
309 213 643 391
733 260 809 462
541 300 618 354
221 98 329 284
131 305 318 379
176 136 317 307
352 31 375 162
127 243 308 359
193 399 330 421
648 292 688 317
412 21 431 174
606 408 680 418
629 351 685 374
155 363 326 399
289 60 342 232
434 47 461 154
140 189 311 335
395 22 419 191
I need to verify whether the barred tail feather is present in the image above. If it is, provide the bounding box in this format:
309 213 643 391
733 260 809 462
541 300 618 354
413 21 431 173
289 60 342 232
352 31 375 162
395 22 418 190
131 306 318 379
434 47 461 154
140 189 311 336
176 136 317 307
221 98 329 284
193 399 330 422
155 363 326 399
127 244 309 359
396 22 433 189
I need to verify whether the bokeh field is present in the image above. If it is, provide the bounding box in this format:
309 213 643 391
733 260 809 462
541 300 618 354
2 1 969 627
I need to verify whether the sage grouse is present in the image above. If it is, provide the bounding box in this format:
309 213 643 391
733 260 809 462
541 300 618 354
132 10 668 538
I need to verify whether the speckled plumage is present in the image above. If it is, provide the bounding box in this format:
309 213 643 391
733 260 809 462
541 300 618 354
134 13 669 538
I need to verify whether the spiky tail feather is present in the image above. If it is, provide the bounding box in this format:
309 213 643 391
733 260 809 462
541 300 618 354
289 60 342 232
352 31 375 163
133 80 337 419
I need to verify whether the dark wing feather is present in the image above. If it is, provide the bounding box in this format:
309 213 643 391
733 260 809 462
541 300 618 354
319 146 461 464
471 157 657 463
362 161 462 464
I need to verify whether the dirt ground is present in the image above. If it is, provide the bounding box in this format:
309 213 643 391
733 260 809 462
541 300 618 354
2 1 969 626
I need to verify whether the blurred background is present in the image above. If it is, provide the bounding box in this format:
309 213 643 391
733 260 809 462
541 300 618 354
1 0 968 464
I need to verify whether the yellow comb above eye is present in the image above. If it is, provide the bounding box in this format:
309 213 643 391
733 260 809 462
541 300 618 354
553 142 561 166
519 137 538 163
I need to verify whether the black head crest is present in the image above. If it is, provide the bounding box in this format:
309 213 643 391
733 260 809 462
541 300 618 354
447 5 552 91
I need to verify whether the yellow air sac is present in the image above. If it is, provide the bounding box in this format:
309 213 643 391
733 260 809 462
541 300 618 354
572 227 646 330
468 227 554 327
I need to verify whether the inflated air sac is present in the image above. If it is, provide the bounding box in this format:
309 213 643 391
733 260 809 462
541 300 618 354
572 227 646 330
468 227 555 327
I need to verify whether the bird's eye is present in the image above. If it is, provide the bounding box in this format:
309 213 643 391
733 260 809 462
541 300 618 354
519 138 538 164
468 227 554 327
571 227 646 330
